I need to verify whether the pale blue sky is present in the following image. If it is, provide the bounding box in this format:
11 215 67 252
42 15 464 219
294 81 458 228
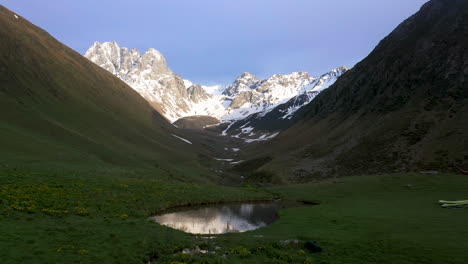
3 0 427 85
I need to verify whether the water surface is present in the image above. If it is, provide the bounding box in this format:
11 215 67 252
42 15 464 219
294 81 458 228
151 201 300 234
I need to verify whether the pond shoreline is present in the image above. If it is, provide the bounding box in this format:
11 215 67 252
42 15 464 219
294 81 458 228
151 199 303 235
150 198 277 216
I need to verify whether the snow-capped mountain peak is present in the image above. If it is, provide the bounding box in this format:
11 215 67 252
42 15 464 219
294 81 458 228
85 41 193 121
223 72 259 96
84 41 348 124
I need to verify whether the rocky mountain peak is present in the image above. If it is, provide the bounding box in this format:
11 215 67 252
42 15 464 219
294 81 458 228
85 41 194 121
137 48 170 76
255 71 315 94
239 72 257 79
223 72 259 96
143 48 166 65
84 42 171 78
84 41 123 75
85 41 349 123
326 66 349 78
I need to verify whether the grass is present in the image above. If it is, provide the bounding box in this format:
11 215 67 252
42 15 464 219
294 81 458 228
265 173 468 264
230 157 273 174
0 165 270 264
1 166 467 263
159 173 468 264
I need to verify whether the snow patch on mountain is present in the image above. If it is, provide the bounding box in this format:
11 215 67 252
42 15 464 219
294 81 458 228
244 132 280 143
183 79 194 88
279 66 348 119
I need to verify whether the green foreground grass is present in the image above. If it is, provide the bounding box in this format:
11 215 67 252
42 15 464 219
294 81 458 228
211 173 468 264
155 173 468 264
0 165 268 263
1 169 467 263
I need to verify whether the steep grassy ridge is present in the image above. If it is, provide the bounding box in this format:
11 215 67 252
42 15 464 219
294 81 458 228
245 0 467 181
0 5 212 181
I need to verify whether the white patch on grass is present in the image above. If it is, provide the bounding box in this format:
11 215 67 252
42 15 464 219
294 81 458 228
244 132 280 143
213 158 234 162
203 123 220 129
241 126 254 134
171 134 192 144
14 14 19 19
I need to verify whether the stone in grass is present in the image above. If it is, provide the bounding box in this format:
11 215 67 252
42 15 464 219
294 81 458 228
305 240 322 253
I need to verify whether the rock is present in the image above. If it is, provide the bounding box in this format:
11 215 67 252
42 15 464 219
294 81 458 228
305 240 322 253
229 90 258 109
187 84 212 103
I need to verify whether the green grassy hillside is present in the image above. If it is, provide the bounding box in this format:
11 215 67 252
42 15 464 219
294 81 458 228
0 5 214 182
0 5 271 263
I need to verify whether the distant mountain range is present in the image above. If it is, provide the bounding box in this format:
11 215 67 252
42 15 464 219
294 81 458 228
84 42 348 125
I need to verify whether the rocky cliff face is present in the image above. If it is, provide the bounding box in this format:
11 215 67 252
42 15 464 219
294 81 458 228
187 84 212 103
85 42 348 124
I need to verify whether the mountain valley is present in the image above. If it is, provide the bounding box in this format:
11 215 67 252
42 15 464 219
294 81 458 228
0 1 467 264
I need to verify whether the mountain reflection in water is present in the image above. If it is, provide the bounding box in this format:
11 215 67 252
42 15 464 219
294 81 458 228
151 202 284 234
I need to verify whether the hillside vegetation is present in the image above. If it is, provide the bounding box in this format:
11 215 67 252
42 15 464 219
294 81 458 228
245 0 467 181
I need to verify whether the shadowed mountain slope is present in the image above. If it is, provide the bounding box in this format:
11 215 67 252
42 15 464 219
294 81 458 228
174 115 220 130
0 6 211 181
246 0 467 181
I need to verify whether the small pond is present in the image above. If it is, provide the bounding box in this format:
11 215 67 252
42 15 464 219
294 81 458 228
150 200 307 234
